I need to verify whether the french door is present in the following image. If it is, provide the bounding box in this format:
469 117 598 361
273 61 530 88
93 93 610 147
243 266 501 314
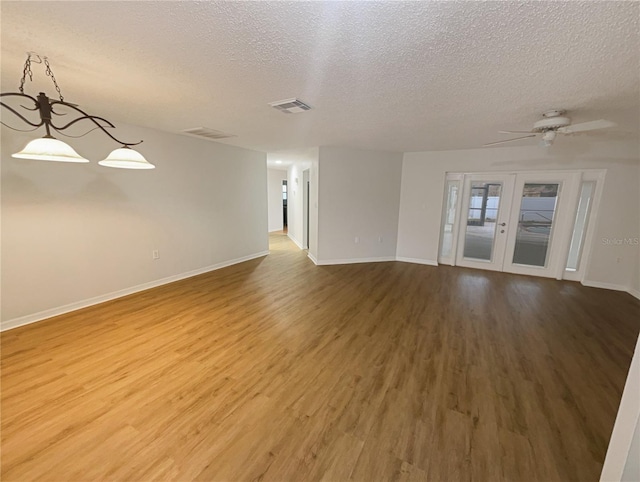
455 174 516 272
454 172 580 278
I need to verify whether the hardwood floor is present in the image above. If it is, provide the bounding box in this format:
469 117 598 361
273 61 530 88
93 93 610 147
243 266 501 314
2 232 639 481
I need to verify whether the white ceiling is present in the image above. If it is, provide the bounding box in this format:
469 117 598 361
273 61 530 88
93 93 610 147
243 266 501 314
1 1 638 154
267 147 318 171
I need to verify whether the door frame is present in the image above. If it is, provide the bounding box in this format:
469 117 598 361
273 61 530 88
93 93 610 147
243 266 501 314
501 172 581 279
442 169 605 281
302 169 310 249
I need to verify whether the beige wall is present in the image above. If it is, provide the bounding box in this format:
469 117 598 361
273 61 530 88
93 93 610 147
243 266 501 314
397 139 640 294
1 123 268 328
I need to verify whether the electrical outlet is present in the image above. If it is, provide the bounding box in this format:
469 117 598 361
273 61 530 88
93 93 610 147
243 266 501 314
378 236 383 243
354 236 359 244
153 250 159 260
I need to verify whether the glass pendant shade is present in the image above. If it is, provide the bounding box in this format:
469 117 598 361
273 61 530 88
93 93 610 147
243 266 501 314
98 147 155 169
12 137 90 163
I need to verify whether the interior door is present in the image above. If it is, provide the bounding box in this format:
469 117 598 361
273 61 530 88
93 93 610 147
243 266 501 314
455 174 516 271
502 173 580 278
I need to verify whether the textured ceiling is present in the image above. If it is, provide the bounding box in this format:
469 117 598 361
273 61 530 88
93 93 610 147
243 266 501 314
1 1 638 153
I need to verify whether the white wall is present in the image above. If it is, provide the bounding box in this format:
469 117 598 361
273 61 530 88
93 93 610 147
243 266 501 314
1 123 268 329
316 146 403 264
308 158 320 262
622 417 640 481
267 169 287 232
397 139 640 293
288 163 305 249
601 334 640 482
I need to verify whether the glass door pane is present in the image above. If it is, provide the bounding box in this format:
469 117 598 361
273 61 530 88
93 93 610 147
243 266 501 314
439 180 460 260
566 182 595 271
462 182 503 261
512 183 559 267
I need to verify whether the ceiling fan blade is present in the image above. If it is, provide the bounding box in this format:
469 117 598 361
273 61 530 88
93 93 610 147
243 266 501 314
558 119 616 134
499 130 535 134
483 135 537 147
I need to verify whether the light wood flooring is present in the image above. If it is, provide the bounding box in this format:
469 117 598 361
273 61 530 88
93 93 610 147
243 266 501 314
2 232 639 481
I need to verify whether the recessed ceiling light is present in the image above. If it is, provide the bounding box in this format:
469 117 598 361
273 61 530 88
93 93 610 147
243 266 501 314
275 160 282 164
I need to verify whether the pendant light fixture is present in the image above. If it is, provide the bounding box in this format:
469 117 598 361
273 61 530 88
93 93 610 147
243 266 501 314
1 52 155 169
12 136 89 163
99 147 155 169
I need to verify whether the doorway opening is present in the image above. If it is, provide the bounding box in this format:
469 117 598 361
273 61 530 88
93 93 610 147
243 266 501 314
282 180 288 233
303 169 310 249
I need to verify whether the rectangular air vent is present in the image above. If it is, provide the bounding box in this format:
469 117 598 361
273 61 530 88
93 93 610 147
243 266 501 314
181 127 236 140
268 98 312 114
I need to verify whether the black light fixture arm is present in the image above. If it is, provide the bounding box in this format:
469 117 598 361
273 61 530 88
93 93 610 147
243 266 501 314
0 92 43 128
1 91 143 147
49 98 142 147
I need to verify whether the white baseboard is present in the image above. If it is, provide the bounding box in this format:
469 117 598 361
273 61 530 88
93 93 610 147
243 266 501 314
582 280 640 300
1 250 270 332
287 233 304 250
395 256 438 267
315 256 396 266
268 228 284 233
312 255 437 267
581 280 629 292
308 253 319 265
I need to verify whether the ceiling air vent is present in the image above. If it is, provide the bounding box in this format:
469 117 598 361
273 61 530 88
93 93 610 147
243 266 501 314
269 98 312 114
181 127 236 141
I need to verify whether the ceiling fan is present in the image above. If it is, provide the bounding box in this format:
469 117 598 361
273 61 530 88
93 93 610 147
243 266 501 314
483 110 616 147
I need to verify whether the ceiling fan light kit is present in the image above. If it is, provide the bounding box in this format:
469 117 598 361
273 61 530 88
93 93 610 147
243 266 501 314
484 109 616 148
1 52 155 169
541 130 557 148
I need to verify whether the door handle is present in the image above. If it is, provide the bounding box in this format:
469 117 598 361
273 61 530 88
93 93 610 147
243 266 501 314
499 222 506 226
